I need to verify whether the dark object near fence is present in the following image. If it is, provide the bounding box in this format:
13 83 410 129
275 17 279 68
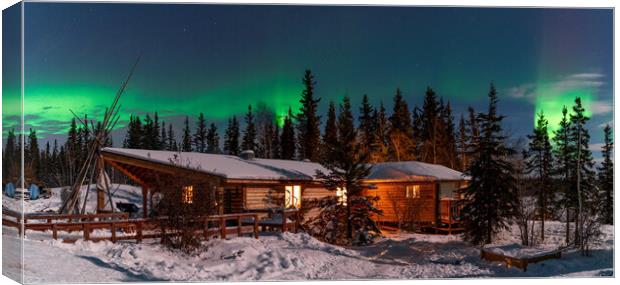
116 202 139 213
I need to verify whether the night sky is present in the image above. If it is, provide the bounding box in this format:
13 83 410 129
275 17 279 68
2 3 613 161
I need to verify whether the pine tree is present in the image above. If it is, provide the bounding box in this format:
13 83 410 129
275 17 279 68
181 116 193 152
142 114 154 149
161 121 168 150
461 83 518 245
458 114 468 171
271 123 281 159
387 88 414 161
440 101 458 169
466 106 480 160
369 102 390 163
3 129 17 183
153 112 162 150
322 101 338 163
242 105 257 152
27 128 41 183
569 97 596 246
167 123 178 151
224 116 240 155
598 124 613 225
194 113 208 153
280 108 296 160
296 70 321 161
420 87 441 164
206 123 220 154
314 96 381 245
525 111 554 240
124 115 143 149
358 95 375 154
553 106 574 243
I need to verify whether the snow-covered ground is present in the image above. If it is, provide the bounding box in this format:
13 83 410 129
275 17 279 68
1 185 614 281
2 184 144 215
1 220 613 282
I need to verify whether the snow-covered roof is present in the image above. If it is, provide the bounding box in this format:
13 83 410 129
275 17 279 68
102 148 330 181
366 161 467 182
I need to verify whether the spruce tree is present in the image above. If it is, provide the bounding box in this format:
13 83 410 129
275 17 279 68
271 123 281 159
598 124 613 225
466 106 480 160
369 102 389 163
161 121 168 150
322 101 338 162
358 95 375 153
420 87 441 164
440 101 457 169
241 105 257 152
181 116 193 152
458 114 468 171
194 113 208 153
3 129 17 183
224 116 240 155
387 88 414 161
569 97 596 246
27 128 41 183
525 111 554 240
142 114 154 149
461 83 518 245
296 70 321 161
153 112 162 150
553 106 574 243
167 123 178 151
280 108 296 160
206 123 220 154
314 96 380 245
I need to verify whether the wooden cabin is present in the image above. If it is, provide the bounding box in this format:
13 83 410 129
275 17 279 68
101 148 468 230
100 148 334 218
362 161 468 230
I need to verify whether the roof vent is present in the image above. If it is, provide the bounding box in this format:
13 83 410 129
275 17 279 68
240 150 255 160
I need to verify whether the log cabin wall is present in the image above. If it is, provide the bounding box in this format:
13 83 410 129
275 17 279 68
364 181 438 225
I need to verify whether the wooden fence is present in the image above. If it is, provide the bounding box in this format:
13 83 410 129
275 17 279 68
480 248 562 271
2 209 259 243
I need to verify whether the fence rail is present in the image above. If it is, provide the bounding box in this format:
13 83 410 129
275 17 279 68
2 208 259 243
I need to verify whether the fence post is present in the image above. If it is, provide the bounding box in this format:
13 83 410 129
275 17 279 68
111 222 117 243
204 218 209 240
83 224 90 241
253 214 259 239
136 221 143 243
220 217 226 239
52 224 58 240
237 216 242 236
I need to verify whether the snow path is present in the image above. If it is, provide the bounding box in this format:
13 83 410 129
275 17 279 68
2 221 613 281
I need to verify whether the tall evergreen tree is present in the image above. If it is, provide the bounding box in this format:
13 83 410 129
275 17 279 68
153 112 162 150
458 114 468 171
466 106 480 160
358 95 375 153
194 113 208 153
525 111 554 240
167 123 178 151
369 102 389 163
322 101 338 162
598 124 613 225
280 108 296 160
461 83 518 245
419 87 441 164
387 88 415 161
224 116 240 155
315 96 380 245
161 121 168 150
241 105 257 152
206 123 220 154
181 116 193 152
27 128 41 183
142 114 154 149
569 97 596 246
440 101 458 169
3 129 17 183
553 106 574 243
296 69 321 161
271 123 281 159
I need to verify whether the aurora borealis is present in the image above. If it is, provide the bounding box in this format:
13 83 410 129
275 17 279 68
2 4 613 160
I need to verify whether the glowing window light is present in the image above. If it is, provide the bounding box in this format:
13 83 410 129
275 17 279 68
182 185 194 204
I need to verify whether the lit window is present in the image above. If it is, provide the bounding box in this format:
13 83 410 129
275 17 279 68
336 187 347 206
406 185 421 199
285 185 301 208
182 185 194 204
